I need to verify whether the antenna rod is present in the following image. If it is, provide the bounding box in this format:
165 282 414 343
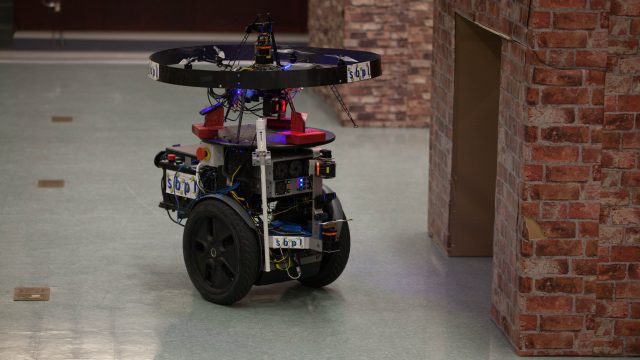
266 13 281 66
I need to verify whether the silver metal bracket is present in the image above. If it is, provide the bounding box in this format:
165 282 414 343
251 151 272 166
255 118 272 272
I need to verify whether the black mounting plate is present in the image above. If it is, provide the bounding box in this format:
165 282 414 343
148 44 381 89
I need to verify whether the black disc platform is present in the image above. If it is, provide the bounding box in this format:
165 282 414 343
149 44 382 89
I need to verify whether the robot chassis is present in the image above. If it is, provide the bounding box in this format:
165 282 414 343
148 16 381 305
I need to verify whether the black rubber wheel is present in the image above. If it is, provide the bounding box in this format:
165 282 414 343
183 199 259 305
299 220 350 288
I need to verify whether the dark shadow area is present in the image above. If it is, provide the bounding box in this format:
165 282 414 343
448 15 502 257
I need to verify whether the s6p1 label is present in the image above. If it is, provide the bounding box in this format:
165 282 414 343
165 170 197 199
347 61 371 83
271 236 307 249
148 61 160 80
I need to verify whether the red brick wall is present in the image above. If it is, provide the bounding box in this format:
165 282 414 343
308 0 432 127
428 0 454 259
596 0 640 355
430 0 640 356
518 0 607 354
429 0 531 349
494 39 529 351
308 0 343 49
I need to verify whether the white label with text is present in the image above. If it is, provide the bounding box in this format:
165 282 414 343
347 61 371 83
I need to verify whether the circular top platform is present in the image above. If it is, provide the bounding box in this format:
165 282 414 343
204 124 335 150
148 44 381 89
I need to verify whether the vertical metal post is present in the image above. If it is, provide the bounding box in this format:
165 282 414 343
254 119 271 272
310 149 324 253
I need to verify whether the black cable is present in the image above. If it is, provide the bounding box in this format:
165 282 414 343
166 210 185 227
161 175 185 227
229 33 251 69
330 84 358 127
246 109 264 118
206 89 213 106
229 15 259 69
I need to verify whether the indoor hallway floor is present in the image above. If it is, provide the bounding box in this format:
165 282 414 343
0 64 611 359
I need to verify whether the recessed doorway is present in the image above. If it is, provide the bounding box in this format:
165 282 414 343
448 15 502 256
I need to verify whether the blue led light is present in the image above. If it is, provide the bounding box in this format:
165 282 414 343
199 102 223 115
282 64 293 71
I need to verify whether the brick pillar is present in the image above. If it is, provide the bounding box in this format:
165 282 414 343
519 0 607 354
428 0 454 254
493 39 529 351
308 0 432 127
429 0 530 349
430 0 640 356
595 0 640 355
